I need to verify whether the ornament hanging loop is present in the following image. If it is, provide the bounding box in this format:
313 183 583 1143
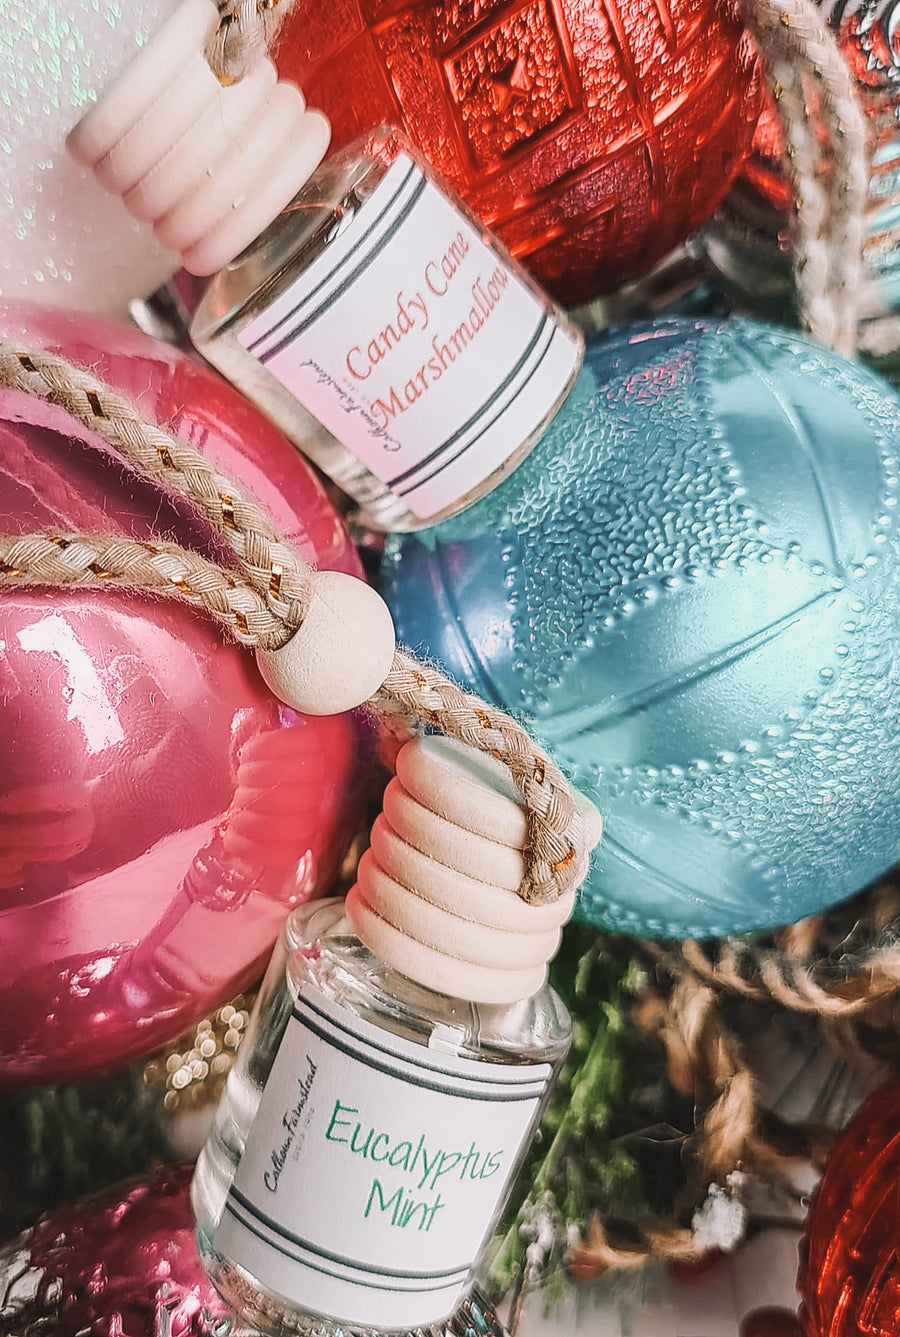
742 0 868 356
205 0 295 84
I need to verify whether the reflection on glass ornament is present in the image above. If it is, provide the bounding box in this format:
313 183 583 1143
0 1163 507 1337
0 302 366 1085
379 318 900 940
274 0 761 306
799 1075 900 1336
0 0 184 315
704 0 900 356
0 1165 234 1337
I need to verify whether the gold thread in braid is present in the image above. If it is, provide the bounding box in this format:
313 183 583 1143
0 340 313 640
0 532 282 646
372 648 586 904
220 493 238 530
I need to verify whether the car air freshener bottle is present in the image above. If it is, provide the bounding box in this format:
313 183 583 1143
188 127 584 532
191 736 578 1336
67 7 581 533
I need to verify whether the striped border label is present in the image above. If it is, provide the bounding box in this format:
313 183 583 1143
212 989 552 1328
237 154 581 519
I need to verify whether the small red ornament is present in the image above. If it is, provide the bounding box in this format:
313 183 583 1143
0 1164 230 1337
275 0 761 305
799 1075 900 1336
741 1307 804 1337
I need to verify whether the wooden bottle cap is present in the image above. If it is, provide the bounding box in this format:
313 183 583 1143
346 886 548 1007
381 777 525 890
368 813 576 932
349 735 591 1004
66 0 219 167
92 50 221 197
395 735 528 848
355 850 561 971
66 0 333 275
122 58 277 223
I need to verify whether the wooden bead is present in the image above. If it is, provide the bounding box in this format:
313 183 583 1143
254 570 395 716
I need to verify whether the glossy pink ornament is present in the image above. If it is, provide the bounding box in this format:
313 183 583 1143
0 1164 232 1336
0 301 366 1086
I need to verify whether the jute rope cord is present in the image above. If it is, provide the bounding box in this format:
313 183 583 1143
572 877 900 1274
0 339 586 906
205 0 297 84
573 979 764 1270
563 874 900 1276
743 0 869 356
659 877 900 1018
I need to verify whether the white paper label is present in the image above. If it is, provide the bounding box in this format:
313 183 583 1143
212 990 551 1328
238 154 581 518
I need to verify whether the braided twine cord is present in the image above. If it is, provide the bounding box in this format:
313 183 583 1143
562 872 900 1277
205 0 297 83
741 0 869 357
0 339 587 906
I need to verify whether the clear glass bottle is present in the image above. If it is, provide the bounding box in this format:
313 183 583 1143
189 127 584 532
192 898 571 1337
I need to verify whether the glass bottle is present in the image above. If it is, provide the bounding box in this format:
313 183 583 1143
189 127 583 532
192 898 571 1337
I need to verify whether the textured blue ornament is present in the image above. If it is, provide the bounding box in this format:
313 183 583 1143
379 318 900 940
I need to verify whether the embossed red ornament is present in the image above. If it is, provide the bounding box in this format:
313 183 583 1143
799 1075 900 1336
275 0 761 305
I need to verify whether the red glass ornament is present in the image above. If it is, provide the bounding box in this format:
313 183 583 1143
0 302 366 1086
799 1075 900 1336
275 0 761 306
724 0 900 324
0 1164 230 1337
741 1307 804 1337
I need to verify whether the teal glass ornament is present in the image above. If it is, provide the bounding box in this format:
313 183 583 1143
378 318 900 940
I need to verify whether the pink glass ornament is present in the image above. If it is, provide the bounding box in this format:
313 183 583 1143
0 301 367 1085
